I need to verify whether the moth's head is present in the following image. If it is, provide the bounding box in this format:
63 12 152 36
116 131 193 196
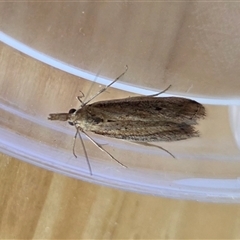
48 108 77 126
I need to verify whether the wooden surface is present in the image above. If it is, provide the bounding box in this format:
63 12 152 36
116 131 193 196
1 153 240 239
1 2 240 239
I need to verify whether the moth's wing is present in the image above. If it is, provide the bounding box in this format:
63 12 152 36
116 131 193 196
89 97 206 125
89 120 199 142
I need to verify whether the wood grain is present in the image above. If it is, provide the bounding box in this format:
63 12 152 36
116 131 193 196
1 153 240 239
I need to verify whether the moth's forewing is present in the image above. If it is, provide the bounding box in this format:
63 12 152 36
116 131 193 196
87 97 206 125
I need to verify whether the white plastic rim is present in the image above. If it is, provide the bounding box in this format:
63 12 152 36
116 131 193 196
1 31 240 105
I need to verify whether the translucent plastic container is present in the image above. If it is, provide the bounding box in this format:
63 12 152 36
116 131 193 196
0 2 240 202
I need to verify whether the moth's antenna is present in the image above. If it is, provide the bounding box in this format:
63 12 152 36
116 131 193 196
73 128 93 175
82 65 128 107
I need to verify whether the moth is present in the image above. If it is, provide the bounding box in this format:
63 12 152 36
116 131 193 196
48 66 206 174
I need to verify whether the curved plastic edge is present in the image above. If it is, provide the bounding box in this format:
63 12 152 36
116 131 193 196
1 127 240 203
1 31 240 105
229 105 240 150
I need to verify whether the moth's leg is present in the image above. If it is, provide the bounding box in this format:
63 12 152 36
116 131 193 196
77 91 85 105
82 65 128 106
148 84 172 97
82 130 127 168
133 141 175 158
126 85 172 101
73 128 93 175
142 85 172 97
73 129 78 158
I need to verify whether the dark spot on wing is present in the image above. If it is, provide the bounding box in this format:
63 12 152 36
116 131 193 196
155 107 162 111
107 119 116 123
92 116 103 124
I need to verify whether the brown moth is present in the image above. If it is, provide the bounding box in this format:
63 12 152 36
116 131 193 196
48 66 206 174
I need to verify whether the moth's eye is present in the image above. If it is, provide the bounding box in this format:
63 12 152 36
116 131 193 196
68 121 74 126
69 108 76 114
